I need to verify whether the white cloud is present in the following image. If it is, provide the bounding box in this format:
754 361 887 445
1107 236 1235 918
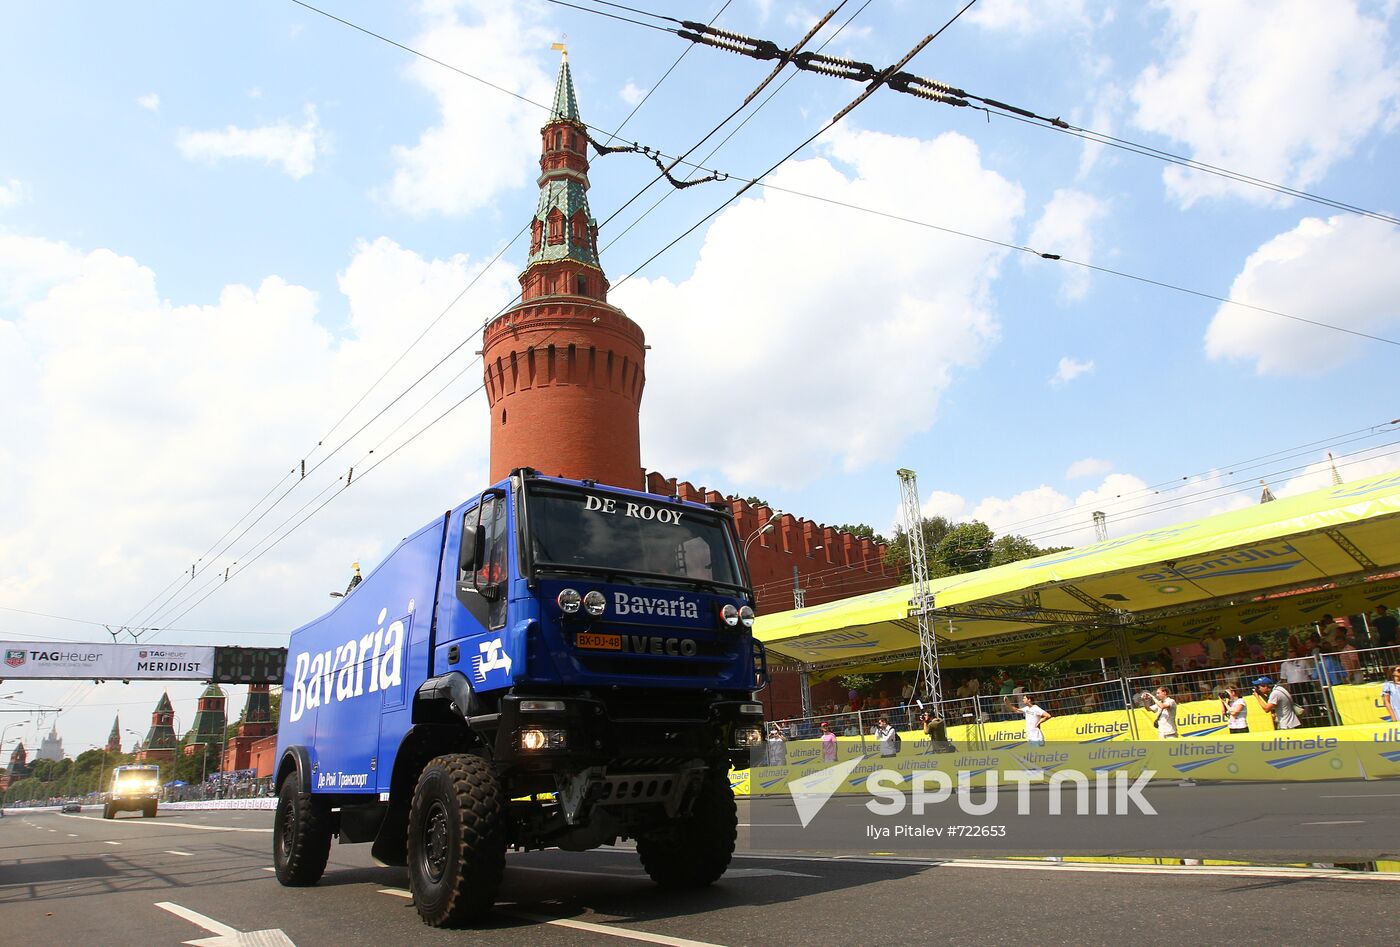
1132 0 1400 206
0 178 25 208
137 93 160 112
0 230 519 753
614 126 1024 486
1025 188 1109 300
382 1 554 216
176 104 327 180
619 81 646 106
1051 356 1094 386
1205 214 1400 375
1066 457 1113 479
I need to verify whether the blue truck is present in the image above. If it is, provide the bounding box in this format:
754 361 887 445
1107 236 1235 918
272 468 767 926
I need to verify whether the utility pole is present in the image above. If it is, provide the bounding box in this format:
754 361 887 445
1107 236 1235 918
897 468 945 712
792 565 804 609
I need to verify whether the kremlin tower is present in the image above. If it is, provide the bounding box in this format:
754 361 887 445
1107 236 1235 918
483 48 646 489
107 715 122 754
135 692 177 764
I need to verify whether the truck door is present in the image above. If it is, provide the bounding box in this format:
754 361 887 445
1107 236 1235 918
434 490 515 690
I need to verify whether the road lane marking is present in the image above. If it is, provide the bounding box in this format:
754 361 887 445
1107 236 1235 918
155 901 296 946
104 840 121 846
379 888 412 898
155 902 239 937
501 909 725 946
1301 820 1365 825
63 813 271 833
262 867 277 872
67 833 78 837
166 850 194 856
1320 793 1400 798
722 851 1400 882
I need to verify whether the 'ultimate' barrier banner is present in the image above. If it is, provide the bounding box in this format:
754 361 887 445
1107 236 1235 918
0 641 216 680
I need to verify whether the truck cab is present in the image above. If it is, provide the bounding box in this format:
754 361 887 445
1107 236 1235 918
273 470 766 925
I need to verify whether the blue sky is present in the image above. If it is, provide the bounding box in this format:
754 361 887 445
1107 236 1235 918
2 0 1399 753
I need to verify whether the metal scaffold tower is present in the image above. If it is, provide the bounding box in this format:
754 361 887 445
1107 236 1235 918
897 468 945 712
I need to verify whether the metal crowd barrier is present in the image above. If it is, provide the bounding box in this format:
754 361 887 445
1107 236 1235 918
767 643 1400 749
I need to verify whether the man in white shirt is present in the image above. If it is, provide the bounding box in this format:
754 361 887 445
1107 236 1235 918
1005 694 1052 746
1278 644 1312 684
1145 687 1178 738
1253 676 1302 730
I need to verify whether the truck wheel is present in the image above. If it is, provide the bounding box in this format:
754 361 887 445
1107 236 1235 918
637 772 737 888
103 804 113 820
406 753 506 927
273 773 332 886
143 802 157 818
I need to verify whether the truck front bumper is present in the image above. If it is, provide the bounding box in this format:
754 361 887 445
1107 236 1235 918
484 692 764 772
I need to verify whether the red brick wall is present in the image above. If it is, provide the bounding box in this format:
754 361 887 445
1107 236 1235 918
249 736 277 779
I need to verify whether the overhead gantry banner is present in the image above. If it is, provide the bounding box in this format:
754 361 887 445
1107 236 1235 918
1 642 216 680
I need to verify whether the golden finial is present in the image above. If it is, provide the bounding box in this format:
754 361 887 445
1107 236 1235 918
551 41 568 61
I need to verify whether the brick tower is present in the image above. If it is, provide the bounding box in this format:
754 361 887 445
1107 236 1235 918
483 49 646 489
136 691 177 764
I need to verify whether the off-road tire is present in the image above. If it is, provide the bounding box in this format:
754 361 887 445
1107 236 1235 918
102 804 114 820
273 772 332 886
143 802 157 818
637 771 737 888
406 753 507 927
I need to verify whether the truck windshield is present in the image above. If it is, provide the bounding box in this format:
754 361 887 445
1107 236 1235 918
114 768 158 790
525 486 743 590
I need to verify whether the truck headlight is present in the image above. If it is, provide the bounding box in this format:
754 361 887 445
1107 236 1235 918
739 605 755 627
732 726 765 748
583 590 606 616
557 588 582 613
520 729 568 751
720 604 739 627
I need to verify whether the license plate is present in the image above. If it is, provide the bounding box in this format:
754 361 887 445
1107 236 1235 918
576 632 622 650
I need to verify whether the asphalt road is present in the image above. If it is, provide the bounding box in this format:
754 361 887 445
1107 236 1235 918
1 789 1396 947
748 776 1400 860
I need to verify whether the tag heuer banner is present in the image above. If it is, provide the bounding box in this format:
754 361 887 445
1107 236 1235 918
1 642 216 680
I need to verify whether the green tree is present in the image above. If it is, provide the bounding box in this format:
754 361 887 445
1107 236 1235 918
833 523 890 545
935 521 995 575
884 516 1073 579
884 515 957 575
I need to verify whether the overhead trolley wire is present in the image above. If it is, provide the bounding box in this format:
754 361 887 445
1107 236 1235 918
662 8 1400 229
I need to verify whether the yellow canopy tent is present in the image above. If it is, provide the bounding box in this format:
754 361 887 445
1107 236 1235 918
755 469 1400 672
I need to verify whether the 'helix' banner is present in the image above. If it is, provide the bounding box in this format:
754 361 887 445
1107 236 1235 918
0 641 216 680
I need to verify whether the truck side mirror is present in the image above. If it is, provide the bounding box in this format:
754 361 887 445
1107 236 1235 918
471 525 486 572
460 523 484 579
